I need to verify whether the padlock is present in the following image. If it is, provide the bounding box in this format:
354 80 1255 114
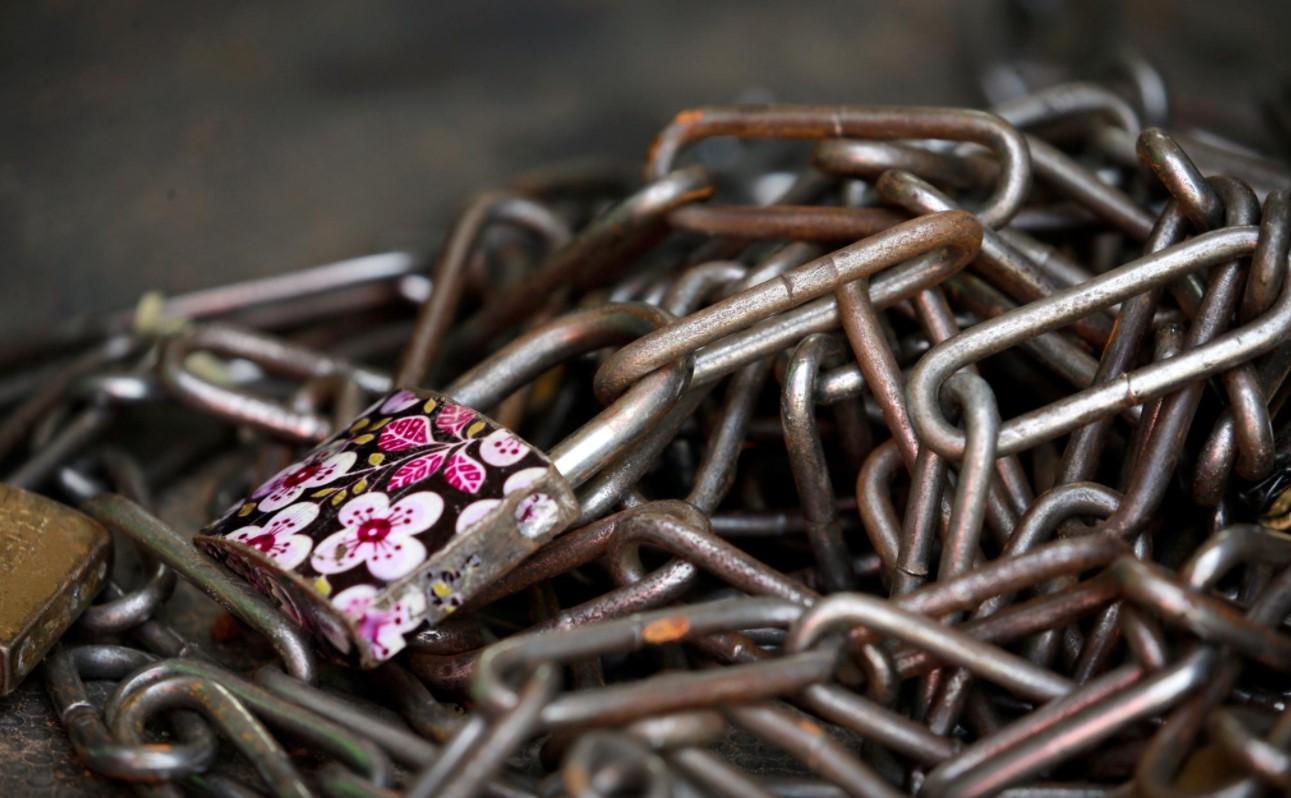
0 483 111 694
189 303 689 668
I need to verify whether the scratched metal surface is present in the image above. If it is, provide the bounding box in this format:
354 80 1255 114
2 1 1289 794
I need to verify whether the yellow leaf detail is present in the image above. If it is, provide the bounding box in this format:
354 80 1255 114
1269 487 1291 519
311 487 338 498
331 489 349 506
313 576 332 597
349 417 370 434
1263 511 1291 530
367 452 385 467
1262 488 1291 529
238 502 256 517
353 478 369 494
352 433 375 445
423 398 439 414
465 420 486 439
370 417 392 431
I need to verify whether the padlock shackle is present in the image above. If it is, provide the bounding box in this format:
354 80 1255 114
574 261 753 521
446 302 692 488
446 302 676 410
549 364 689 487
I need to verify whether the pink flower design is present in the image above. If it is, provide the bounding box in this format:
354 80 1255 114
380 390 421 414
253 451 357 512
311 491 442 581
331 584 426 661
379 416 433 452
444 450 485 493
226 502 319 569
435 404 476 436
386 450 448 491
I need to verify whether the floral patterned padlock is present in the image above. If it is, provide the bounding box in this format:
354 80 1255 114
192 305 688 667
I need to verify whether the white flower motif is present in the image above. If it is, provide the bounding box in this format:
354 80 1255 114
380 390 421 414
253 451 357 512
503 467 547 495
331 584 426 661
456 499 501 534
311 491 442 581
226 502 319 569
480 428 529 467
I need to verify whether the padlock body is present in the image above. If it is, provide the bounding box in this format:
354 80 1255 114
0 484 110 694
196 389 578 667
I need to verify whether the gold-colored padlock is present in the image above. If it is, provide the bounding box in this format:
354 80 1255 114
0 483 111 694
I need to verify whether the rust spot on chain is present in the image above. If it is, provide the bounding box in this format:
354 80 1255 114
642 615 690 644
797 718 824 737
673 109 705 126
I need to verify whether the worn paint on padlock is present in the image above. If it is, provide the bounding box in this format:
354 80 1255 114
0 484 111 695
195 389 578 667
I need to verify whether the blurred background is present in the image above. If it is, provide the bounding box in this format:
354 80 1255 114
3 0 1289 331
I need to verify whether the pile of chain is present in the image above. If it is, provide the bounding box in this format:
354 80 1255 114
7 58 1291 798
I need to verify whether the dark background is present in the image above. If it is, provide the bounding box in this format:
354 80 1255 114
3 1 1289 334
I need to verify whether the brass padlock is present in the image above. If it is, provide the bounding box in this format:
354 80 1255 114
186 304 688 667
0 483 111 694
